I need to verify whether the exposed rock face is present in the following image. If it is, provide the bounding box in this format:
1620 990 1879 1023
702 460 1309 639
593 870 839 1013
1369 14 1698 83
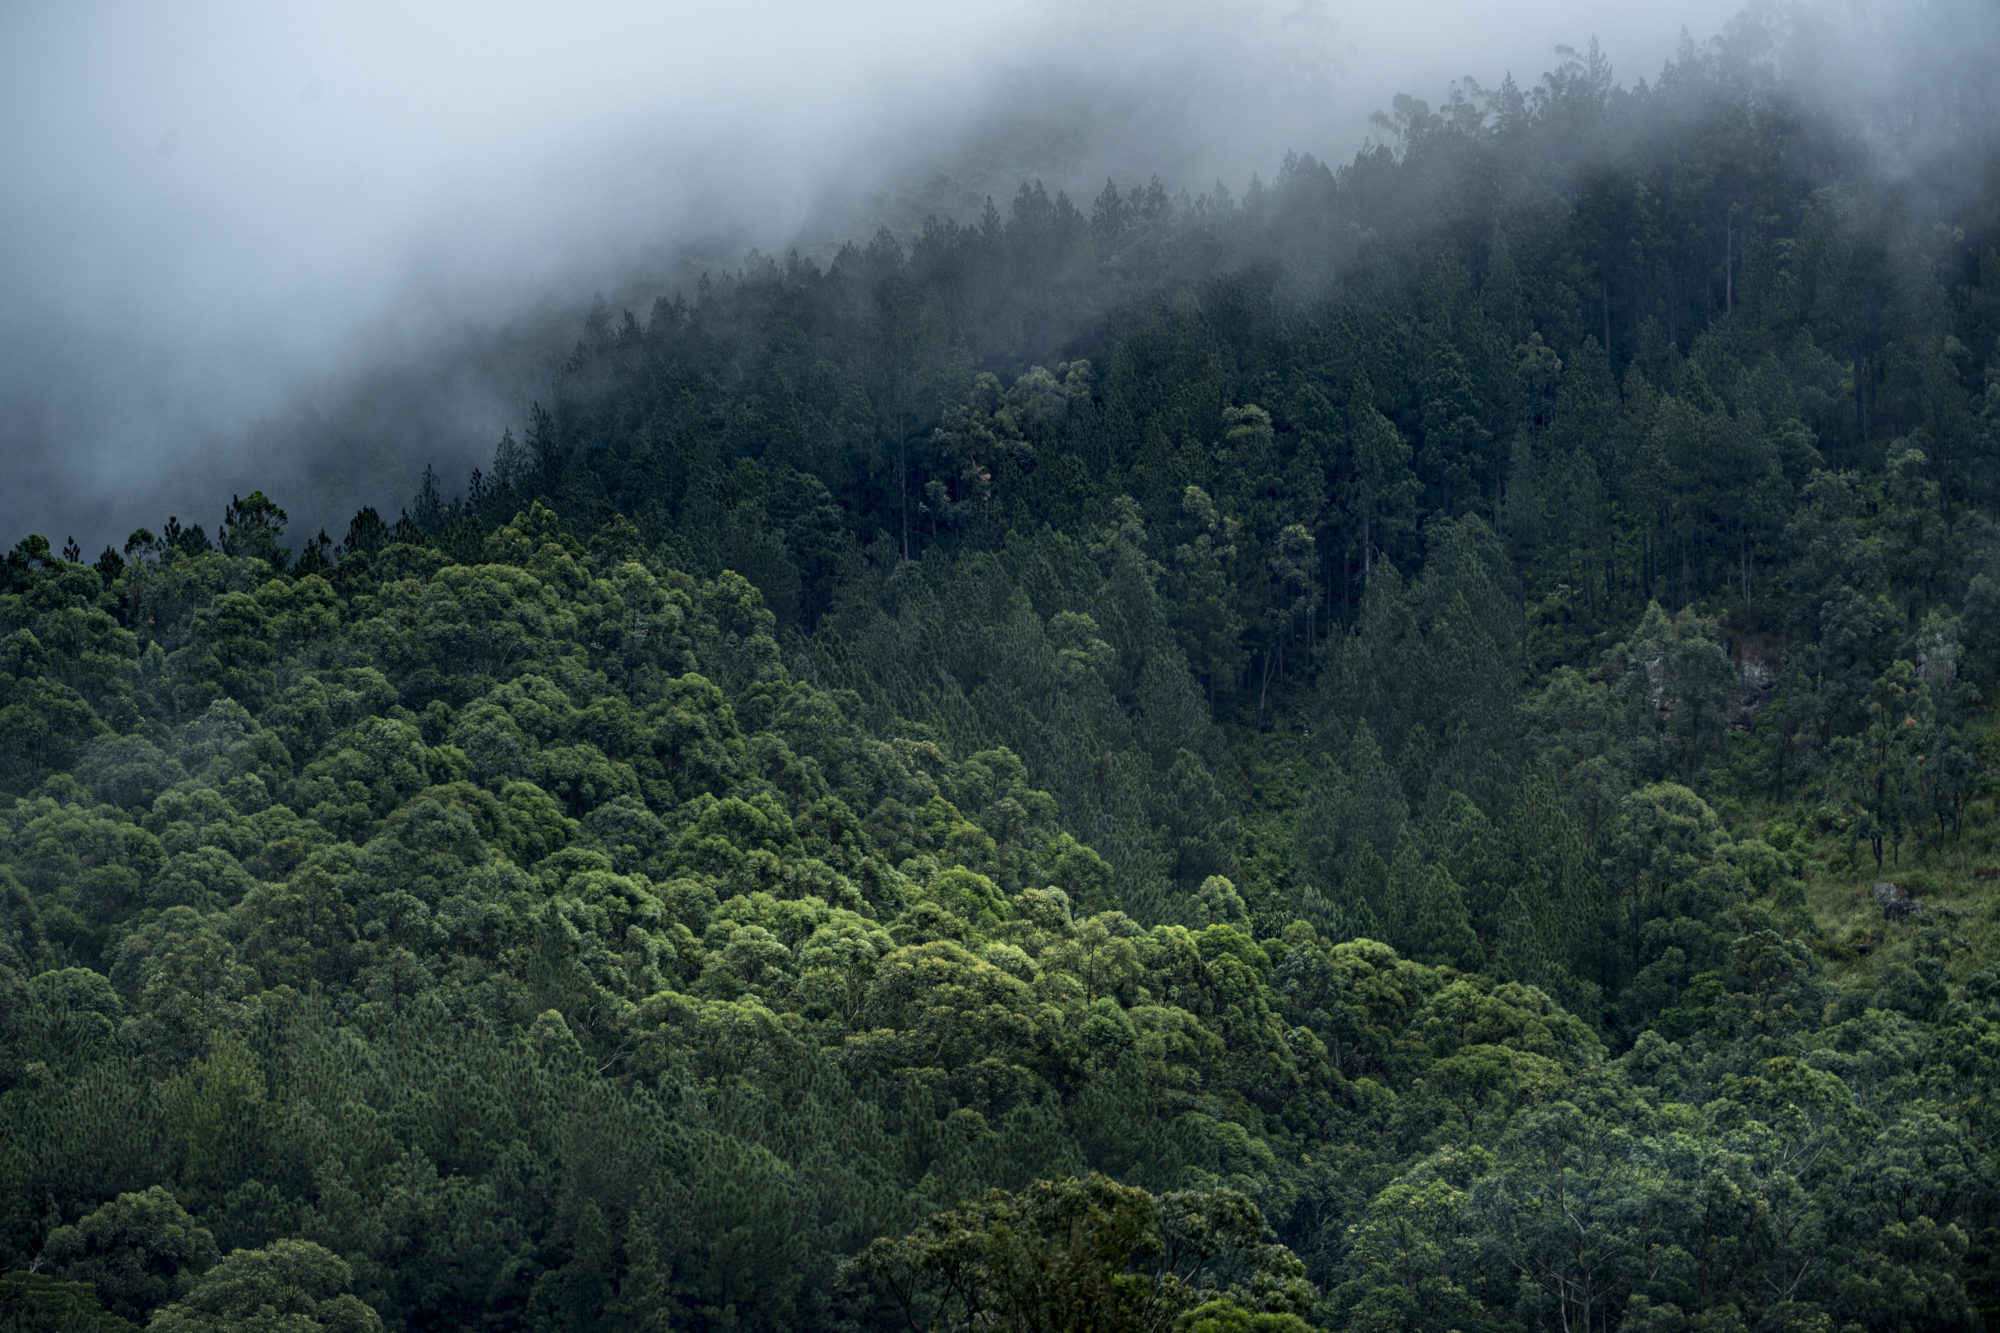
1873 881 1920 923
1732 653 1774 728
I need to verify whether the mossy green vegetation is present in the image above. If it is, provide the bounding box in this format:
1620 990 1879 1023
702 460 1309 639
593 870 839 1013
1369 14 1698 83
4 500 1996 1330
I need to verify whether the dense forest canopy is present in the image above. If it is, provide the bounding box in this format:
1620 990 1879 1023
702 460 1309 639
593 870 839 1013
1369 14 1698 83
8 6 2000 1330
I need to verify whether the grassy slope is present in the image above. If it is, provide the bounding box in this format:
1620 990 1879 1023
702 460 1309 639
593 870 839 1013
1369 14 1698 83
1769 716 2000 997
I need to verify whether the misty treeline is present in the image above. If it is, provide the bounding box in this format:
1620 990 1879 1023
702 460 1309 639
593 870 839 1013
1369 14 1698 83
9 11 2000 1332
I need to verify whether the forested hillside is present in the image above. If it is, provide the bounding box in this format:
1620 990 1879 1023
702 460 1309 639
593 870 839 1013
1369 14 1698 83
9 13 2000 1332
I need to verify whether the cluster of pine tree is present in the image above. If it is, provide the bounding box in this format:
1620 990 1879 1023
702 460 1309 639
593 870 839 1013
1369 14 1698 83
9 8 2000 1330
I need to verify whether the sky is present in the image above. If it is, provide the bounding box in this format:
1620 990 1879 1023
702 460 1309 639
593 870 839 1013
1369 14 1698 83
0 0 1813 552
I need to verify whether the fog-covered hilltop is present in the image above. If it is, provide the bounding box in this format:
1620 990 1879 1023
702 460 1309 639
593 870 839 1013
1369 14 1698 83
0 0 1754 553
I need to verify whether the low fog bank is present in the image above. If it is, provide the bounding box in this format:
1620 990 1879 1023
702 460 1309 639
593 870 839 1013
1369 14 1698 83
0 0 1950 553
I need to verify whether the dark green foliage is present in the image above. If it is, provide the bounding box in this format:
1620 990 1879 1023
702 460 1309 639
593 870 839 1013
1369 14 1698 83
0 1273 135 1333
842 1172 1315 1332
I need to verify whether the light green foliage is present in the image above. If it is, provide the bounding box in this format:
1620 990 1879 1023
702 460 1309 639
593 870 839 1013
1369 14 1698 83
147 1239 380 1333
44 1187 217 1324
